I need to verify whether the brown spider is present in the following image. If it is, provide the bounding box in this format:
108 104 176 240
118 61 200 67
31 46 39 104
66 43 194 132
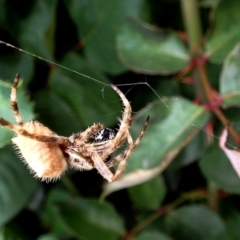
0 74 149 182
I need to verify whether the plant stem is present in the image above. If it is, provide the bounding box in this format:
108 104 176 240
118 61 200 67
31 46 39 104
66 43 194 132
181 0 211 103
125 197 187 239
180 0 239 144
180 0 203 57
125 190 207 239
180 0 240 210
208 182 219 210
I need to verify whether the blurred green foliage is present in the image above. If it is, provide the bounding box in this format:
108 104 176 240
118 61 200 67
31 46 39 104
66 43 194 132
0 0 240 239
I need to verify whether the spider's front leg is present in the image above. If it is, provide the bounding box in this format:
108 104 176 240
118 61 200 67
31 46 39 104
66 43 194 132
107 116 150 181
88 132 133 182
91 151 114 182
66 147 114 182
0 118 70 144
69 123 106 146
87 131 133 182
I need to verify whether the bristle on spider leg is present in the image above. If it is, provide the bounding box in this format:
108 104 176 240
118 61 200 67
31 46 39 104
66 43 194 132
11 73 23 126
40 176 61 183
116 116 121 122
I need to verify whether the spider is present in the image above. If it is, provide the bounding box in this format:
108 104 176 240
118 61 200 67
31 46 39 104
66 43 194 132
0 74 149 182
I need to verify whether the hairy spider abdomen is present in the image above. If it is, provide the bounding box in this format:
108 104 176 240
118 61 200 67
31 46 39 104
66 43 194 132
12 121 67 181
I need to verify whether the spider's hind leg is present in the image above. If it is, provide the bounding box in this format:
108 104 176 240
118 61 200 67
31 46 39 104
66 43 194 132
11 74 23 126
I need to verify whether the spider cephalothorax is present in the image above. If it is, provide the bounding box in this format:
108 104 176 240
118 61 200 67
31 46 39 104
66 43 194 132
0 74 149 182
88 128 116 143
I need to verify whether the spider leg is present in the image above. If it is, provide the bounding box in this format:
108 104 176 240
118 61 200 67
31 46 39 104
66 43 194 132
65 149 94 170
66 148 114 182
107 85 133 148
83 124 106 140
0 118 70 145
11 73 23 126
89 85 133 155
90 114 148 182
111 131 133 181
69 123 106 146
107 116 150 181
98 114 150 162
91 151 114 182
81 123 105 142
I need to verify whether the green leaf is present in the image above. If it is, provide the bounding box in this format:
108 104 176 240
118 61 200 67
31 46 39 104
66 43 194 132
220 44 240 107
0 80 34 146
199 142 240 193
0 223 31 240
226 212 240 239
220 198 240 240
37 234 58 240
0 146 38 226
0 53 34 85
0 227 14 240
116 18 190 74
41 190 72 239
49 53 121 127
56 198 124 240
134 230 172 240
128 176 166 210
170 131 207 169
14 0 57 59
165 205 228 240
206 0 240 62
44 191 123 240
0 0 6 24
224 212 240 239
65 0 148 74
35 90 81 136
127 97 210 172
102 97 210 197
200 0 219 8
